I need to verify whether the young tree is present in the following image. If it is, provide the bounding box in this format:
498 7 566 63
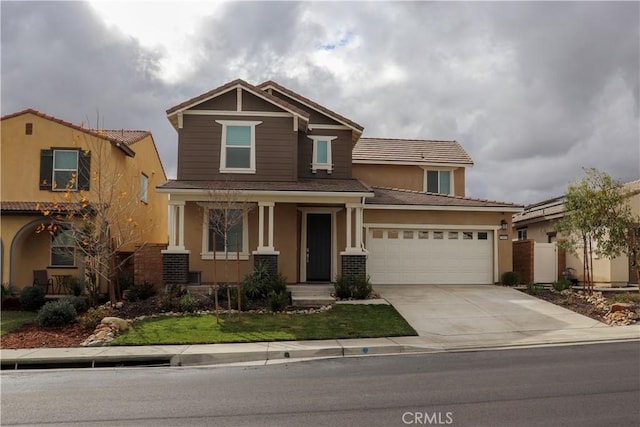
37 123 154 305
556 168 640 293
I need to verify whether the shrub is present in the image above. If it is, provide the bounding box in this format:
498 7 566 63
334 276 352 299
268 290 289 312
526 283 543 295
229 286 248 311
242 262 272 300
157 292 178 312
166 283 187 298
20 286 46 311
63 278 85 296
37 300 77 327
79 306 114 329
60 295 88 314
125 281 156 301
352 276 372 300
268 273 288 295
501 271 521 286
552 279 573 292
180 293 197 313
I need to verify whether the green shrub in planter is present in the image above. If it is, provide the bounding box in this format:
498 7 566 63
126 281 156 301
268 273 288 295
37 300 77 327
180 293 197 313
501 271 521 286
268 290 289 312
552 279 573 292
334 276 352 299
352 276 372 300
19 286 46 311
242 261 272 300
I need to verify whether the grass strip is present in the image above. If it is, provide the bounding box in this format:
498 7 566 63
1 311 37 336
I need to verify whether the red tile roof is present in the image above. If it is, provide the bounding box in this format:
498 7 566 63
0 201 84 213
353 138 474 165
157 178 372 194
257 80 364 133
367 187 522 209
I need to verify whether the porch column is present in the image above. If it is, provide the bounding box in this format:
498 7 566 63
162 199 189 285
167 200 186 251
253 201 278 276
345 205 353 251
341 202 366 279
354 205 363 250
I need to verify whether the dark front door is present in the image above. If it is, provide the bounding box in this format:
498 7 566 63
307 213 331 281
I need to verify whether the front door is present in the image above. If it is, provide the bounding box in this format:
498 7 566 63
306 213 331 281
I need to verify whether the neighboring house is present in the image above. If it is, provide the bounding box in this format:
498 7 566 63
512 180 640 286
158 79 522 287
0 109 168 292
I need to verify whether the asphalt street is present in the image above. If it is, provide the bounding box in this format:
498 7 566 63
1 342 639 427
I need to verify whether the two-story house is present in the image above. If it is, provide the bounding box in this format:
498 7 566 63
0 109 168 293
158 79 521 287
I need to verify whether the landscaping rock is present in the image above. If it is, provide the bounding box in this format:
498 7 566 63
609 303 634 313
101 316 129 332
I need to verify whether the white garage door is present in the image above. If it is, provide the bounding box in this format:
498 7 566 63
367 229 494 285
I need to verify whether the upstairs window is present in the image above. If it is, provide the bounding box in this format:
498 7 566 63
40 149 90 191
425 170 451 195
216 120 261 174
517 228 528 241
140 173 148 203
308 135 337 173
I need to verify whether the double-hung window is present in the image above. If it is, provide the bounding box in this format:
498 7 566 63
202 208 248 260
308 135 337 173
140 173 148 203
216 120 261 174
425 170 452 195
51 228 75 267
53 150 79 190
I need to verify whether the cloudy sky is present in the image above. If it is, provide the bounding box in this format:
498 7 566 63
2 1 638 205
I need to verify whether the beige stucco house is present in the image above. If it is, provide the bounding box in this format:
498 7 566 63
158 79 522 287
0 109 168 292
512 180 640 286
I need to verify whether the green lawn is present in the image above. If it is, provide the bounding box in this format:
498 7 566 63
111 305 417 345
1 311 37 337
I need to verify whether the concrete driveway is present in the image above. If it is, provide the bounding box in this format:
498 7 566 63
376 285 609 345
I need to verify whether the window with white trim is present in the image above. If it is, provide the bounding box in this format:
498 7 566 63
51 228 75 267
140 173 148 203
53 150 79 191
517 228 528 241
425 170 452 195
308 135 336 173
216 120 261 174
202 208 248 259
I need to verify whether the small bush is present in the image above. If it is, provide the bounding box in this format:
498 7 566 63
20 286 46 311
352 276 372 300
501 271 521 286
242 262 272 300
37 300 77 327
268 273 288 295
60 295 88 314
157 292 178 312
166 283 187 298
79 306 114 329
180 293 197 313
334 276 352 299
268 290 289 312
125 281 156 301
63 278 85 296
526 283 543 295
229 286 248 311
552 279 573 292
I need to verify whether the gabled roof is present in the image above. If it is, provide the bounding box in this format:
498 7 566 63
165 79 310 126
367 186 522 210
353 138 474 166
0 109 150 157
257 80 364 133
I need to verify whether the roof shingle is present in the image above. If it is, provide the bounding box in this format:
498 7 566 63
367 187 521 208
157 178 372 194
353 138 474 165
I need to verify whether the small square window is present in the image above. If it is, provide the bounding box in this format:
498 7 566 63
433 231 443 240
387 230 399 239
448 232 459 240
372 230 383 239
309 135 336 173
403 231 414 239
478 232 488 240
463 232 473 240
418 231 429 239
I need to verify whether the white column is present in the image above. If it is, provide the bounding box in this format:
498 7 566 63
267 203 275 250
164 200 188 253
354 206 363 250
345 205 353 251
177 202 185 248
258 204 265 249
167 204 176 248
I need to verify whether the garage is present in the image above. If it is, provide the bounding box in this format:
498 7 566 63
366 228 494 285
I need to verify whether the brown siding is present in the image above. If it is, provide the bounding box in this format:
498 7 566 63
194 89 237 111
270 91 342 125
297 129 352 179
177 114 297 181
242 91 284 112
353 163 424 191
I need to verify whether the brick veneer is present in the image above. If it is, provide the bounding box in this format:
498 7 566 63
134 243 167 290
163 252 189 285
254 254 278 277
341 254 367 279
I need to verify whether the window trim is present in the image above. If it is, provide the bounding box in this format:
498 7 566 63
216 120 262 174
200 207 250 260
50 228 75 267
517 228 528 241
308 135 337 173
52 149 79 191
140 173 149 204
423 168 453 195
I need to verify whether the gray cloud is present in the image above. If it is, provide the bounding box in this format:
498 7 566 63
2 1 638 205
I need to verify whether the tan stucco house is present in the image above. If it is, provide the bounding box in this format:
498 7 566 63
512 180 640 286
158 79 522 287
0 109 168 292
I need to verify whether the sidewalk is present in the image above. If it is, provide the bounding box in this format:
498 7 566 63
2 324 639 369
